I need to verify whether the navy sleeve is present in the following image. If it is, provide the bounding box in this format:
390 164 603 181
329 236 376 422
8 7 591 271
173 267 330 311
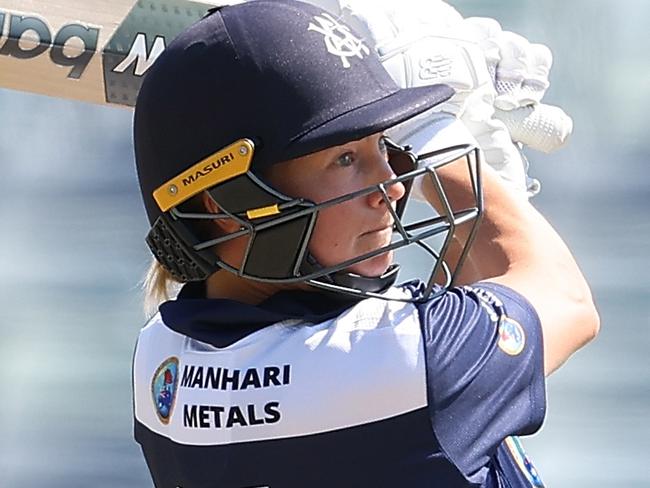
416 282 546 479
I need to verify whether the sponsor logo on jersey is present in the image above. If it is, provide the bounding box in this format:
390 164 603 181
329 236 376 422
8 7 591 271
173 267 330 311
151 356 180 424
0 10 99 79
504 436 545 487
180 364 291 390
308 13 369 68
498 316 526 356
179 363 291 430
183 402 282 429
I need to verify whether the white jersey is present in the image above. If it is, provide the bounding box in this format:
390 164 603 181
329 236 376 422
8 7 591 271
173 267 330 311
133 281 546 487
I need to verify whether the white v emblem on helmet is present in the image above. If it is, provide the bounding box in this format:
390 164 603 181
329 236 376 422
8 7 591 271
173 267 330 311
308 13 370 68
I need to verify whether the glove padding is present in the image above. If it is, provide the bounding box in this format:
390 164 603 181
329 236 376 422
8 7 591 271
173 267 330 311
462 19 552 110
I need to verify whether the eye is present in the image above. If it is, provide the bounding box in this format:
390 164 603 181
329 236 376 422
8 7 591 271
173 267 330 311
335 151 356 168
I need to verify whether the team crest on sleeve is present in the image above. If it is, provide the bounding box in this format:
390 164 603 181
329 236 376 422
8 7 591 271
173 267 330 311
308 13 370 68
151 357 180 424
498 317 526 356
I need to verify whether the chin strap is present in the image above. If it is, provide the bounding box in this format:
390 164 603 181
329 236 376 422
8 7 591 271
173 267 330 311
301 248 401 299
326 264 401 293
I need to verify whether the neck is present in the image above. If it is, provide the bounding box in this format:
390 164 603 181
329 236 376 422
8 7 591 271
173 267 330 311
205 271 311 304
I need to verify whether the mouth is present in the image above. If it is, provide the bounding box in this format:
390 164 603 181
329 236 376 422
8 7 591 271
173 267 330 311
361 223 394 236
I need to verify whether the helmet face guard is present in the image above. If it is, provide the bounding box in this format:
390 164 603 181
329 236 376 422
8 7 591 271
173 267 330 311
146 138 483 302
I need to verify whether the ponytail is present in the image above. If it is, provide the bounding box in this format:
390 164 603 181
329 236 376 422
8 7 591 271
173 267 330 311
142 258 182 318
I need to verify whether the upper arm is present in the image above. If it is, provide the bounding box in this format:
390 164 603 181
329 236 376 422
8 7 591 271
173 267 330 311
422 148 600 376
485 251 599 376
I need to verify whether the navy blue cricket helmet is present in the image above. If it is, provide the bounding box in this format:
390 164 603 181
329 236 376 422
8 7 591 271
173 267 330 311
134 0 481 299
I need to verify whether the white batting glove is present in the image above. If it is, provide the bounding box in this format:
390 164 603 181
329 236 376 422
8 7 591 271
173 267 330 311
459 17 573 195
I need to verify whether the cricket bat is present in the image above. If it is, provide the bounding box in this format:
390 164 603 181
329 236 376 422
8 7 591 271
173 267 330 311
0 0 224 108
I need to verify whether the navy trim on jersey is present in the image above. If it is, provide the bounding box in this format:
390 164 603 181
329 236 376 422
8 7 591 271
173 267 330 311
159 279 360 347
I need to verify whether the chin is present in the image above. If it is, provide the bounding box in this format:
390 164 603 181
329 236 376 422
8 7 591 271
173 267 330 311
348 250 394 277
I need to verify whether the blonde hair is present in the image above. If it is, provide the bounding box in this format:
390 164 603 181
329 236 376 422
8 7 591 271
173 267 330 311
142 258 183 318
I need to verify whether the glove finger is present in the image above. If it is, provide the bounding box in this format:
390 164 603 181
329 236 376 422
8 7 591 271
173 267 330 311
518 43 552 105
494 104 573 153
459 16 503 42
493 31 531 109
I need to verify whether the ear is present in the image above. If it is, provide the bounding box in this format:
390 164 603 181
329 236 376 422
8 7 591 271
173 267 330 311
201 191 242 234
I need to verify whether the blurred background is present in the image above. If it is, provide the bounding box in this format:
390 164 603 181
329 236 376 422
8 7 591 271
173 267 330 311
0 0 648 486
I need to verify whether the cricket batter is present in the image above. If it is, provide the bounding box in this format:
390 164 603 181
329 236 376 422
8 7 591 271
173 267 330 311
132 1 599 486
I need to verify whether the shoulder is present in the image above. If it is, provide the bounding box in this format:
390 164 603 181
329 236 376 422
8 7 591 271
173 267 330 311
413 281 540 334
412 282 546 478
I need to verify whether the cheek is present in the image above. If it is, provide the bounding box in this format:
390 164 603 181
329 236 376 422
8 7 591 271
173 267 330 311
309 205 394 276
296 171 392 271
306 199 393 271
308 202 358 265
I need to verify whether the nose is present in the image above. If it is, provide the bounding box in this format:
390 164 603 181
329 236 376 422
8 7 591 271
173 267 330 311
367 157 406 208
